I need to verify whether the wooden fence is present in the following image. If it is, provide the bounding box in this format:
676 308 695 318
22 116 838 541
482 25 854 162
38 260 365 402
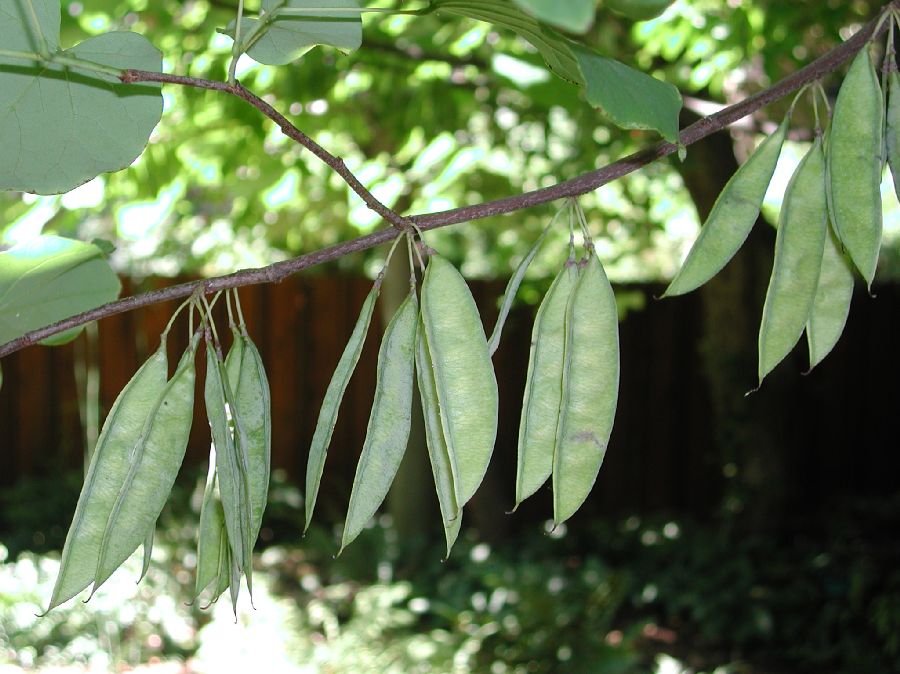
1 275 897 524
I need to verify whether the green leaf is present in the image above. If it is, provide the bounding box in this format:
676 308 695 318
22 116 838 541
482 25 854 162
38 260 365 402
571 43 682 143
432 0 682 141
433 0 582 84
603 0 676 21
510 0 595 34
0 1 163 195
0 235 121 345
224 0 363 67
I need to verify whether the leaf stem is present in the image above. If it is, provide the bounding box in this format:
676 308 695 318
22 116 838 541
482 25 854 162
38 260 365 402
227 0 246 85
22 0 50 58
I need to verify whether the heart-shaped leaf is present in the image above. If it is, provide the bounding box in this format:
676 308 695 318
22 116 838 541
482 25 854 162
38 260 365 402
0 235 121 345
0 0 162 195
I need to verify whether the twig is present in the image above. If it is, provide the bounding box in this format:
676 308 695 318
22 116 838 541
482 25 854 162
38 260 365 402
0 5 891 359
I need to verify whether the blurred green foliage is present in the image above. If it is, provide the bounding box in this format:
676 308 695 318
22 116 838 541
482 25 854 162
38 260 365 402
2 470 898 673
1 1 894 286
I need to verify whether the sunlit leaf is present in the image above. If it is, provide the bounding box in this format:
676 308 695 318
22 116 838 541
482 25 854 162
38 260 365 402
432 0 682 141
510 0 595 34
0 235 121 345
224 0 363 66
0 0 163 195
572 43 681 143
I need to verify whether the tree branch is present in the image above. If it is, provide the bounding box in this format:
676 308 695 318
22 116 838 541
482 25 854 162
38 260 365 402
0 5 891 359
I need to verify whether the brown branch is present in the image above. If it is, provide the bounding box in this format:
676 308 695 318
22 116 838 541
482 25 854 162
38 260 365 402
118 71 413 231
0 5 892 359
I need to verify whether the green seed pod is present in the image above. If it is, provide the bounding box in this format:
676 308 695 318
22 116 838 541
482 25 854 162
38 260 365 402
416 316 462 556
664 116 789 297
420 254 499 507
553 255 619 525
341 290 418 552
827 47 883 289
46 343 168 612
515 263 578 509
305 284 379 531
758 137 828 385
92 333 200 594
806 222 855 371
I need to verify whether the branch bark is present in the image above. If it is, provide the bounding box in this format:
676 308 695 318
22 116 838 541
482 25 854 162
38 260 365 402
0 5 891 358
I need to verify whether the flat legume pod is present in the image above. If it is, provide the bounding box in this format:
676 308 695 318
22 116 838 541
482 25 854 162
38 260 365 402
205 340 253 597
886 71 900 204
758 137 828 384
515 264 578 509
827 48 883 289
553 255 619 525
226 328 271 545
806 222 855 370
487 223 550 356
415 316 462 556
305 285 379 531
92 334 200 593
663 116 789 297
194 458 227 600
341 290 418 551
45 343 168 612
421 255 499 506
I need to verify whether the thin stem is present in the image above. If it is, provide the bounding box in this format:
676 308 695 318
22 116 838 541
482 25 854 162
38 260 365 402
406 232 416 287
0 49 123 78
274 6 428 17
0 5 893 358
199 294 223 350
161 297 195 341
22 0 50 57
233 288 248 331
227 0 246 84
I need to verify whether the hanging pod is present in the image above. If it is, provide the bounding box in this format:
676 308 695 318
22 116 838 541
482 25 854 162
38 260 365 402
340 289 419 552
487 221 551 356
415 315 462 556
515 263 579 509
305 283 380 532
204 333 254 608
553 254 619 525
194 456 229 601
225 326 271 549
664 115 789 297
91 332 201 596
826 47 883 289
806 221 855 371
46 343 169 611
420 254 499 507
757 136 828 385
886 70 900 204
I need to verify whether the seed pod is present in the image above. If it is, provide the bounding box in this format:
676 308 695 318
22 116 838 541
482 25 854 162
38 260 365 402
415 316 462 556
194 458 228 600
806 222 855 370
420 254 499 506
827 47 883 289
758 137 828 385
92 333 200 594
45 343 168 612
487 223 550 356
885 70 900 204
553 255 619 525
226 328 271 546
305 284 379 531
341 290 418 552
205 337 253 603
515 263 578 509
664 116 789 297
